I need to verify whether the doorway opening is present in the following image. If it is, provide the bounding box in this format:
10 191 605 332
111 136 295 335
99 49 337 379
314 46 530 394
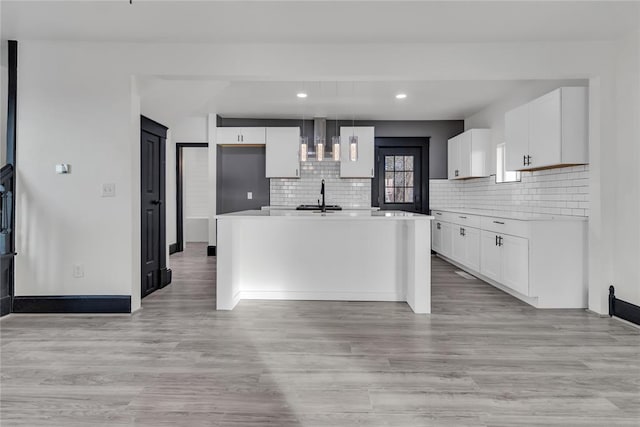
373 137 430 214
175 143 209 254
140 116 171 299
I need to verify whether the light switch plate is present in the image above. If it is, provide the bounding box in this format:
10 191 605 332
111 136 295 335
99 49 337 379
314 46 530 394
55 164 70 174
102 183 116 197
73 264 84 278
247 192 253 200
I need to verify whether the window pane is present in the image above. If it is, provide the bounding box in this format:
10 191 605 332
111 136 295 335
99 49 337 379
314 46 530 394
405 171 414 187
385 187 394 203
394 156 404 171
385 156 395 171
405 187 414 203
404 156 413 171
394 187 404 203
385 172 394 187
394 172 405 186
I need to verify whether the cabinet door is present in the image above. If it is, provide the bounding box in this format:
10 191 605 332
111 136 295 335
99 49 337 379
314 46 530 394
451 225 466 264
457 132 472 178
529 90 561 169
501 234 529 296
240 127 266 145
480 230 501 282
464 226 481 272
447 136 459 179
265 128 300 178
505 103 530 171
432 221 442 253
340 127 375 178
440 222 453 258
217 127 242 144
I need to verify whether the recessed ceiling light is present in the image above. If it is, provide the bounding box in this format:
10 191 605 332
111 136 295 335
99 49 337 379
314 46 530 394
297 92 308 98
396 93 407 99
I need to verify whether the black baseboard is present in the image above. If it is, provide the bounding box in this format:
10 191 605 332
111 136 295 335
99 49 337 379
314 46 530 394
609 286 640 326
207 246 216 256
13 295 131 314
161 268 172 287
1 295 11 317
169 243 178 255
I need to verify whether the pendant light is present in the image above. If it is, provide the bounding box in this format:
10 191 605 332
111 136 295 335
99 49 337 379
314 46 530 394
332 82 340 161
300 112 309 162
315 135 325 161
349 82 358 162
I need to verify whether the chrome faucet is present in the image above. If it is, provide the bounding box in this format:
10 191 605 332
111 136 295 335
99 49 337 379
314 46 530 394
319 179 326 213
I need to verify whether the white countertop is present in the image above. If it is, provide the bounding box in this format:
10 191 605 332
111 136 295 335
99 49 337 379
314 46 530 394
431 207 588 221
218 209 433 220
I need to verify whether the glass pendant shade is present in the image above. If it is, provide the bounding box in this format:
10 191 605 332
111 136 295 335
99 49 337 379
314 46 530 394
300 136 309 162
349 135 358 162
315 136 324 161
332 136 340 161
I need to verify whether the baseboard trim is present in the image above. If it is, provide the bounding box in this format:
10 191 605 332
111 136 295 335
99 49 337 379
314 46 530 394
13 295 131 314
207 245 216 256
169 243 178 255
161 268 172 287
609 286 640 326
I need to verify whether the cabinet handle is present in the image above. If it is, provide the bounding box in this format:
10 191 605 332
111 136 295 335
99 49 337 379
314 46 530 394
459 227 464 236
523 155 526 166
237 134 240 142
455 170 459 177
493 220 505 225
495 235 498 246
371 168 374 177
527 155 531 166
295 168 299 177
498 236 503 246
436 212 442 216
459 216 467 219
437 223 441 230
241 135 244 142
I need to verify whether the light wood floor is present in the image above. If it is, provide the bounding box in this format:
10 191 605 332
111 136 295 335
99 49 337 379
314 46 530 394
1 243 639 426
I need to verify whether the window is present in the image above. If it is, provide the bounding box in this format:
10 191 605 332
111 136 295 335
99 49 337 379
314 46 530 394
384 155 415 203
496 143 521 183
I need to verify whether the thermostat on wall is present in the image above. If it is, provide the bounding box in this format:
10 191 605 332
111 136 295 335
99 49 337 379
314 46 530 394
55 164 71 174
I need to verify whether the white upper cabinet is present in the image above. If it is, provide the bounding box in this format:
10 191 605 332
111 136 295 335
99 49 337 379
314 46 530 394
505 87 588 171
340 126 375 178
217 127 266 145
447 129 491 180
265 127 300 178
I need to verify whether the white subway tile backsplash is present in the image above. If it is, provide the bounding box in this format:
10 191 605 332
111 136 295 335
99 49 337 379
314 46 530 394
429 165 589 218
270 161 371 208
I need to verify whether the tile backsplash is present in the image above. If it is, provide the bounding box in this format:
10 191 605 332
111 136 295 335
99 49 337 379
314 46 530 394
430 165 589 217
270 161 371 208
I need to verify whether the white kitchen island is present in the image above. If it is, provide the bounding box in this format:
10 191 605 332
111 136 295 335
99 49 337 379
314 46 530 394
216 210 433 314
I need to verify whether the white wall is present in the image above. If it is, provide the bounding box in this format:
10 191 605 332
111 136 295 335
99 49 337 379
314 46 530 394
183 147 209 242
1 40 7 166
9 38 637 314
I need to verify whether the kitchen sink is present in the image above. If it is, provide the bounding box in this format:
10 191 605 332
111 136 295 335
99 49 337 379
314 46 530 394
296 204 342 211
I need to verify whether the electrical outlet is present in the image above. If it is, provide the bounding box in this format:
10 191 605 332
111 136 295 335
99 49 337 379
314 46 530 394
73 264 84 278
247 192 253 200
102 183 116 198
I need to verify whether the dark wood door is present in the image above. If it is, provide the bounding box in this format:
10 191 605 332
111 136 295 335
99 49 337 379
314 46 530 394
376 147 422 213
140 116 169 299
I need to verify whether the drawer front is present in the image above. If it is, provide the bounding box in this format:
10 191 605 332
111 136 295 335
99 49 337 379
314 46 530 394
449 213 481 228
481 216 529 238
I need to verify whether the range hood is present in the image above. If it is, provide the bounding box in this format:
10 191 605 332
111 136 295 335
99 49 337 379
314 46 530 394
312 117 336 158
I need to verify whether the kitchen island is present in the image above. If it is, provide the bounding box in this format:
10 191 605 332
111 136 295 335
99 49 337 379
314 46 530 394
216 210 433 313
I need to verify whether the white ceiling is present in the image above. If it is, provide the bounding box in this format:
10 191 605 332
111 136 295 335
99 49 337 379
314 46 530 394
207 80 533 120
2 1 638 44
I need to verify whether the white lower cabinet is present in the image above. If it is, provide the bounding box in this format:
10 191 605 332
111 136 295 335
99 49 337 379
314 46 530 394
480 230 529 296
433 209 586 309
501 234 529 296
451 225 480 271
432 221 443 253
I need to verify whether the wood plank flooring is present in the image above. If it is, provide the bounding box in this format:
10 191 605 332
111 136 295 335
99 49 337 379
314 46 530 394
1 243 639 426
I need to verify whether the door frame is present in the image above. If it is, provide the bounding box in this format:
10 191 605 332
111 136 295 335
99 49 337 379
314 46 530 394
140 116 171 299
372 137 430 214
1 40 18 317
174 142 208 254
